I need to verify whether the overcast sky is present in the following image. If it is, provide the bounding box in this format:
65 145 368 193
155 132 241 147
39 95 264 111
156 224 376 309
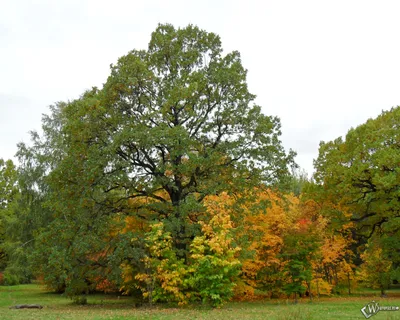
1 0 400 176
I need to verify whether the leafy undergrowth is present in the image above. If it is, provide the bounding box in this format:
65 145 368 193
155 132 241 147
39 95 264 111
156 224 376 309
1 284 400 320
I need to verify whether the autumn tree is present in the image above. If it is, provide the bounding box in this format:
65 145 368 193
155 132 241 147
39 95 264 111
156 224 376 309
301 184 359 295
130 193 241 306
83 23 294 252
23 24 295 300
238 190 296 298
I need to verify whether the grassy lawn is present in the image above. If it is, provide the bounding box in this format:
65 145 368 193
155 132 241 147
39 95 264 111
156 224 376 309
0 284 399 320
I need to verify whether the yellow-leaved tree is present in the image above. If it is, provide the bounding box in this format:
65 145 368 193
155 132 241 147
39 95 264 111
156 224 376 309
127 192 241 306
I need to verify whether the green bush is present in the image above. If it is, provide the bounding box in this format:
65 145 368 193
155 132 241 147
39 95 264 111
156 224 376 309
3 272 20 286
72 295 88 305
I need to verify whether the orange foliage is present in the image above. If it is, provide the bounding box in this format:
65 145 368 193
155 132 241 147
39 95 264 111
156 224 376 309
94 277 118 293
116 185 356 300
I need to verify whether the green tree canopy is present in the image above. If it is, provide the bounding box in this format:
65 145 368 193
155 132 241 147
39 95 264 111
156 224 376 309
0 158 18 269
46 23 294 247
22 24 295 297
314 106 400 241
0 159 18 210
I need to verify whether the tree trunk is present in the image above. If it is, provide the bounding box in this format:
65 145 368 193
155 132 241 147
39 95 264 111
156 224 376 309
347 272 351 295
169 190 188 259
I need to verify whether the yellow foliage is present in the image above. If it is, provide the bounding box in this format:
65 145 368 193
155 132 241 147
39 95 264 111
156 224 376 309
120 186 357 302
239 190 299 291
320 235 349 265
233 281 256 301
310 278 333 296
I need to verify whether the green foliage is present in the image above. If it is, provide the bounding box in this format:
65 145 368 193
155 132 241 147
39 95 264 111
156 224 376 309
72 295 88 305
57 22 293 251
187 235 241 306
17 23 293 299
0 158 18 270
0 142 58 284
0 159 18 209
358 238 394 295
2 272 20 286
282 259 311 300
312 106 400 294
186 204 241 306
280 219 321 301
0 157 38 284
288 168 309 196
314 106 400 240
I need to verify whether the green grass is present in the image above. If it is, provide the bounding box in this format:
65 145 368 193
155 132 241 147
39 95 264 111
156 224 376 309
0 285 399 319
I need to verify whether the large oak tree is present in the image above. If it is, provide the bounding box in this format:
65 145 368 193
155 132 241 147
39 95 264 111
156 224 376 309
25 24 295 295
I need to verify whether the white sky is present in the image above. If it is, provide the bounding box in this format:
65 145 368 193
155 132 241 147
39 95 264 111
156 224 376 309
1 0 400 176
